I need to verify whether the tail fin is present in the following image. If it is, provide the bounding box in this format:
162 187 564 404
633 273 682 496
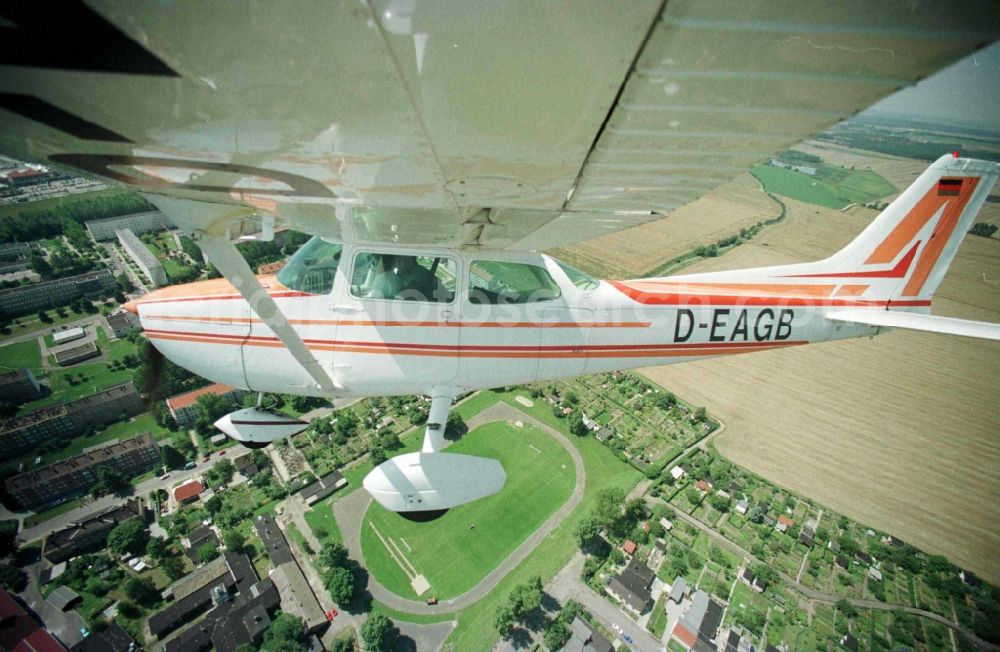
818 154 998 308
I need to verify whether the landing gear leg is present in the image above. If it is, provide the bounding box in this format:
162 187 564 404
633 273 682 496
421 392 455 454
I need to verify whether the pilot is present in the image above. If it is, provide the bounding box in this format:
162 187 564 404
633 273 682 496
368 255 403 299
395 255 440 301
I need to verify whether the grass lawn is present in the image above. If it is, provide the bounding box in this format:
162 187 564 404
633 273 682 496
441 405 642 651
0 338 41 370
0 310 95 343
0 187 136 218
751 163 895 209
361 420 575 599
647 595 668 637
303 498 343 543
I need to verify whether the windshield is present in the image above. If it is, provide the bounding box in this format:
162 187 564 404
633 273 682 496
275 236 342 294
555 260 600 291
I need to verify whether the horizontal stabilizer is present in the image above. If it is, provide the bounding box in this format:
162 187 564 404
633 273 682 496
827 310 1000 341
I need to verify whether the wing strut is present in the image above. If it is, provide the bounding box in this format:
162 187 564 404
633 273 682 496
142 195 339 393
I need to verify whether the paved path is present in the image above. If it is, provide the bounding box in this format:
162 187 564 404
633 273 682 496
335 402 586 615
546 551 663 652
657 500 996 650
21 562 87 648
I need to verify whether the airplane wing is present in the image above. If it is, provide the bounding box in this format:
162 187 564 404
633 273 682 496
0 1 997 251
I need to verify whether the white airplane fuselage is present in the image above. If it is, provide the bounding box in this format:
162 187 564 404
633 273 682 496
128 245 881 398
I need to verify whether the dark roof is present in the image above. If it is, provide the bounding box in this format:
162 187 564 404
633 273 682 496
856 551 872 564
841 633 859 652
44 499 143 554
186 526 220 561
7 433 154 492
609 557 654 612
68 622 135 652
162 579 280 652
253 514 294 566
299 470 346 502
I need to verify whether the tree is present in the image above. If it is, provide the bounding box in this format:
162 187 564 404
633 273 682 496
124 577 159 607
160 444 186 470
117 600 141 619
194 392 231 433
204 495 223 514
161 555 186 580
214 458 235 484
223 530 246 552
369 445 386 466
569 413 588 436
198 542 219 563
146 536 168 559
0 563 26 592
323 566 354 605
694 406 707 421
318 541 350 570
261 613 308 652
107 519 149 555
836 598 858 619
444 412 467 440
748 506 765 524
574 514 603 548
361 611 396 652
494 602 516 636
93 467 130 497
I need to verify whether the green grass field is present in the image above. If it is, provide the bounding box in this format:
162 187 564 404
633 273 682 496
751 163 895 209
0 339 41 370
361 420 575 599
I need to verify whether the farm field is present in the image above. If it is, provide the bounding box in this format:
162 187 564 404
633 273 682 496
641 189 1000 584
360 420 575 599
553 172 779 278
749 161 895 209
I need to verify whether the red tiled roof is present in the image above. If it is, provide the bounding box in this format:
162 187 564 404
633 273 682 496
166 383 235 411
695 480 710 492
778 514 794 526
174 480 203 502
672 621 698 648
0 589 65 652
623 540 637 555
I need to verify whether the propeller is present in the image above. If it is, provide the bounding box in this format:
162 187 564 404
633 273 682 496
139 339 167 402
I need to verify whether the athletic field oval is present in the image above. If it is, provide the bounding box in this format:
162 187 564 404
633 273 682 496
360 420 576 600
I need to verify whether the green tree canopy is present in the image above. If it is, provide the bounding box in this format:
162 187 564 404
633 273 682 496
361 611 396 652
107 519 149 556
261 612 309 652
323 566 354 606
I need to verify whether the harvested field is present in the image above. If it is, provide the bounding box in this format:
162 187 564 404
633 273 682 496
552 172 778 279
640 194 1000 584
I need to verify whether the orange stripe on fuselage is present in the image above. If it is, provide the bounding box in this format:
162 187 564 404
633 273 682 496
142 314 651 328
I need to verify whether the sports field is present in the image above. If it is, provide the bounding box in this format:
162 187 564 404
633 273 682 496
360 420 575 599
750 161 896 209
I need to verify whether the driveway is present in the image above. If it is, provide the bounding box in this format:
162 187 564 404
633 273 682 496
20 562 87 648
334 402 586 615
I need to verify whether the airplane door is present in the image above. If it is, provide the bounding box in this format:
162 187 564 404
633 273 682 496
333 250 460 395
538 306 592 382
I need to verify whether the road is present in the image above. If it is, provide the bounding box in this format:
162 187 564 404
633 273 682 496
335 402 586 616
657 501 997 650
15 443 251 543
545 551 664 652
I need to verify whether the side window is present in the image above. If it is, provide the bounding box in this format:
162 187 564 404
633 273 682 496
555 260 600 291
468 261 561 304
275 237 342 295
350 252 456 303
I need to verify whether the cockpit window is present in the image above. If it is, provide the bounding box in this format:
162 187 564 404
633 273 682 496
555 260 600 291
275 236 342 295
350 252 456 303
468 261 561 304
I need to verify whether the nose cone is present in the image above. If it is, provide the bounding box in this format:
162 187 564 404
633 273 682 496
122 300 138 315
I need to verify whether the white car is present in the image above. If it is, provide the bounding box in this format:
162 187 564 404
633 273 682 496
611 623 623 635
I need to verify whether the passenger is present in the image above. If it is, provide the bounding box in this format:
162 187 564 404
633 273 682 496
368 255 403 299
396 256 442 301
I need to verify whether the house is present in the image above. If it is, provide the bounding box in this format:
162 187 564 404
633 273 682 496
42 498 147 563
883 535 906 549
868 567 883 582
253 515 326 632
606 557 654 615
670 589 725 651
667 576 689 603
68 622 136 652
855 551 872 565
776 514 793 533
559 616 613 652
725 629 757 652
0 588 65 652
828 540 841 553
210 433 227 446
840 633 859 652
622 540 637 556
727 480 744 495
670 466 685 481
48 585 81 611
740 567 767 593
798 530 814 547
595 427 613 442
233 452 260 478
640 521 650 534
835 555 850 570
695 480 711 493
581 414 598 431
299 470 347 506
186 525 220 562
959 570 983 588
735 499 749 515
174 479 204 505
659 517 673 531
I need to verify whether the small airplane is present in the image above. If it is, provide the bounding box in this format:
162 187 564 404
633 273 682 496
0 2 997 516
